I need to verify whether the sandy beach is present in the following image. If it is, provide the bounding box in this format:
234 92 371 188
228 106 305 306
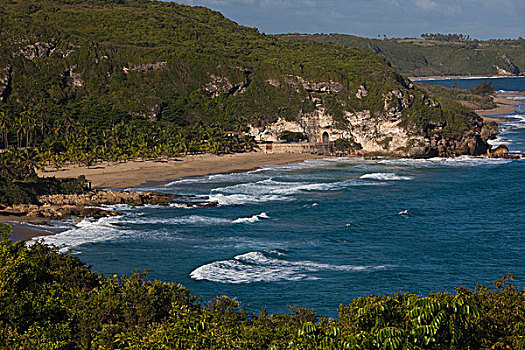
4 152 322 240
37 152 322 189
1 222 55 242
476 91 525 118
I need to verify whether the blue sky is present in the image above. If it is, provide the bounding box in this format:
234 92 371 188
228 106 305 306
173 0 524 39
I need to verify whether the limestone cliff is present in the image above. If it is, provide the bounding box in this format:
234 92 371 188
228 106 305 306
249 79 495 158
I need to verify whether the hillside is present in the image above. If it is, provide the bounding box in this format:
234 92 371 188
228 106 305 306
0 0 495 163
278 34 525 78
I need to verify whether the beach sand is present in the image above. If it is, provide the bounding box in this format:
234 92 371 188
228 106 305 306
477 97 519 117
37 152 322 189
1 222 55 243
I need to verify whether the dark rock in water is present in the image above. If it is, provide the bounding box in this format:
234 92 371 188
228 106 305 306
467 135 490 156
490 144 509 158
171 195 219 208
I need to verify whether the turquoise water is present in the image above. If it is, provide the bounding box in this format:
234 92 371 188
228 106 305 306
37 78 525 317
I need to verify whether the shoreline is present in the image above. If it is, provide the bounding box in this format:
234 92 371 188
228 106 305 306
4 152 322 241
37 152 323 189
477 91 525 118
6 88 525 241
3 222 57 243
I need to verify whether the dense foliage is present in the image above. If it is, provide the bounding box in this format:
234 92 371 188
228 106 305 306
278 34 525 77
0 147 90 206
0 223 523 349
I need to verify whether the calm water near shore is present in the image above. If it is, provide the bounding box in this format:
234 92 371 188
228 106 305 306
35 78 525 317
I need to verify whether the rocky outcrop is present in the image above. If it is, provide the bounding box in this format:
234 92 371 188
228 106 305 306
1 191 181 220
0 66 11 102
0 190 220 220
62 66 84 87
13 204 122 219
489 144 509 158
205 74 250 98
356 85 368 99
14 42 56 60
123 62 167 73
250 84 493 158
38 190 180 207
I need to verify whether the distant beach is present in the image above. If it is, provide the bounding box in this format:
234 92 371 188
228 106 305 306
37 152 322 189
477 91 525 118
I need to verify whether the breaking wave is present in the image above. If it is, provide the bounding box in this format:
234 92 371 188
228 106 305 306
232 212 269 224
190 251 392 284
360 173 414 181
207 193 288 206
125 215 232 226
31 216 125 252
378 156 513 168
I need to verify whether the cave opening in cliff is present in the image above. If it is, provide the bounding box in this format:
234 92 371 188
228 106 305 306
322 132 329 143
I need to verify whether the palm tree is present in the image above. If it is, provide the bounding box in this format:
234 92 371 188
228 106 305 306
0 111 9 149
14 115 25 149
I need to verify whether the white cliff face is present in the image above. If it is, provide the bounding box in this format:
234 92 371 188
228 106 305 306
0 66 11 102
249 77 489 158
249 107 426 157
346 110 427 156
249 83 431 156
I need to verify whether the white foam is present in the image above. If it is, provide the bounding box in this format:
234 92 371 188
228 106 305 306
378 156 512 168
125 215 231 226
360 173 413 181
207 193 287 206
232 212 269 224
211 178 384 202
31 217 124 252
190 251 392 284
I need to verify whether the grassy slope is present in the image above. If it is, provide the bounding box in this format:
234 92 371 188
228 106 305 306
0 0 401 126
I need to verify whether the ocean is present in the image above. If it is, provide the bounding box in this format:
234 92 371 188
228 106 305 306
35 77 525 317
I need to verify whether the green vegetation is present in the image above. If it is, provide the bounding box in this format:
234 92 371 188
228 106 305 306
0 147 90 206
0 223 523 349
416 81 497 111
472 80 495 96
278 34 525 77
420 33 472 42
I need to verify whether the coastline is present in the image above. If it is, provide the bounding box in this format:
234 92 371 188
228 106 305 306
477 91 525 118
7 86 525 241
4 222 56 243
4 152 322 241
37 152 322 189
